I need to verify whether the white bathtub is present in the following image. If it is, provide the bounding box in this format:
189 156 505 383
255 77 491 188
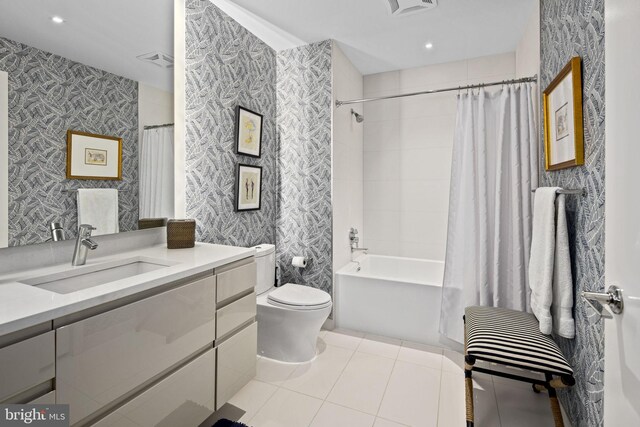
335 255 445 346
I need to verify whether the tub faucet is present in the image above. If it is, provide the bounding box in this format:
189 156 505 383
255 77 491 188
349 228 368 254
72 224 98 266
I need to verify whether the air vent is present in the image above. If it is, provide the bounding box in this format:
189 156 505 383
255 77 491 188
136 51 174 68
386 0 438 16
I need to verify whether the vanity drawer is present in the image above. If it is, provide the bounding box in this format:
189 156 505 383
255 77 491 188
0 331 54 402
92 349 216 427
216 322 257 410
28 391 56 405
56 275 216 425
216 260 256 304
217 292 256 339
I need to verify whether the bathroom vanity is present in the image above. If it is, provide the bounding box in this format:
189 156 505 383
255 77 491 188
0 242 257 426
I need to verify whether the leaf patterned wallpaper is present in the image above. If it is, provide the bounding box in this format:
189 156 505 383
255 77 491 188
184 0 278 248
540 0 605 425
276 41 333 294
0 37 139 247
184 2 334 295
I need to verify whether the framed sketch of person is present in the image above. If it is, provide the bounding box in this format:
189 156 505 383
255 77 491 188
235 164 262 211
543 57 585 171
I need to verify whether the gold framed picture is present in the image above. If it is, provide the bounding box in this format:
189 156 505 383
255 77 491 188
543 57 584 171
66 130 122 180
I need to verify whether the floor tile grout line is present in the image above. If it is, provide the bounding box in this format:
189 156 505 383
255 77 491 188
490 374 504 427
323 343 359 401
304 395 325 427
279 357 353 402
246 378 282 424
434 365 445 426
374 348 400 418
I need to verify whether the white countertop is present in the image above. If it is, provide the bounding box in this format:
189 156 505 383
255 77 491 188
0 243 255 336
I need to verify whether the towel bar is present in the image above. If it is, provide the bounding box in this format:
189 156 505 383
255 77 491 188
61 189 125 193
531 188 586 195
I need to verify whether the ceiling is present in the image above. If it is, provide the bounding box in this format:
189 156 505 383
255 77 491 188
226 0 537 75
0 0 174 92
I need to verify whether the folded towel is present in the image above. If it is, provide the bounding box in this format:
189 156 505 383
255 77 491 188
552 194 575 338
529 188 559 335
529 188 575 338
77 189 119 236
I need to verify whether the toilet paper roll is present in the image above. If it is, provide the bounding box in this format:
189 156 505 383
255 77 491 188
292 256 307 268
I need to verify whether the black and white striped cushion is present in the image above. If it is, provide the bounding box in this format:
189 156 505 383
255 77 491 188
465 306 574 377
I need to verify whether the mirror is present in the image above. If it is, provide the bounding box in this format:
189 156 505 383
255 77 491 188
0 0 175 248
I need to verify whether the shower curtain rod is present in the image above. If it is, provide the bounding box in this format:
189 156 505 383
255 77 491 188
335 75 538 107
143 123 174 130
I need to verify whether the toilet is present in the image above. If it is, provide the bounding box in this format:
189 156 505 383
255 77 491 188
254 244 332 363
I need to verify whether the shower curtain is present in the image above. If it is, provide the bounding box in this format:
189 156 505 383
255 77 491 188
439 83 538 343
139 126 175 219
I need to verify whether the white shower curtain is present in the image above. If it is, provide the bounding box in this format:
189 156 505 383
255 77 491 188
439 83 538 343
139 126 175 219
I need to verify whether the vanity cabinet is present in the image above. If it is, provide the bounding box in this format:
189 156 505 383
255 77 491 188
216 322 257 409
216 259 256 304
0 330 55 403
56 274 217 425
0 255 257 427
91 349 216 427
213 258 258 409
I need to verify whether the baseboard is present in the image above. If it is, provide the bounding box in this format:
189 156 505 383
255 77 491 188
322 317 335 330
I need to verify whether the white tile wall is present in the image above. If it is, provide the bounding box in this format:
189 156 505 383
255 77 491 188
332 43 364 275
363 52 516 260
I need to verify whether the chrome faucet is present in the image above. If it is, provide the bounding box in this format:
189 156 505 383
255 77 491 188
349 228 368 254
72 224 98 266
47 222 65 242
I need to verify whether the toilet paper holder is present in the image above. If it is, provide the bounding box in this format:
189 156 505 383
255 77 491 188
292 256 307 268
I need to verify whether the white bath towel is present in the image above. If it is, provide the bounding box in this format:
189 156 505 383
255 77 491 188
552 194 575 338
77 189 119 236
528 187 575 338
529 188 558 335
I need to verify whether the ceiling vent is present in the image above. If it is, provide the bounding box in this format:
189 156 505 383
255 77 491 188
385 0 438 16
136 51 174 68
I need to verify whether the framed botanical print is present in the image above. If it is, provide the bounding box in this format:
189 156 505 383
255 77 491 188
66 130 122 180
543 57 585 171
236 164 262 211
235 106 263 158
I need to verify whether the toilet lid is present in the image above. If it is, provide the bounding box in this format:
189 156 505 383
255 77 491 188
268 283 332 309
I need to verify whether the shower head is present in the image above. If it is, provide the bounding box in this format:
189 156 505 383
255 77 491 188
351 109 364 123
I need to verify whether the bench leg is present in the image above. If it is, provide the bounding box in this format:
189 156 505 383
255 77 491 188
548 387 564 427
465 356 475 427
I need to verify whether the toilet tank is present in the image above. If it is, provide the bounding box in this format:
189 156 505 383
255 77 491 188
253 244 275 295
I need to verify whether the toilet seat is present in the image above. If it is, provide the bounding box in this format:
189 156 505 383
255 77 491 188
267 283 332 311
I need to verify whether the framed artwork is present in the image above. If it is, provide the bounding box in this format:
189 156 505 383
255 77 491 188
235 105 263 158
236 164 262 211
66 130 122 180
543 57 584 171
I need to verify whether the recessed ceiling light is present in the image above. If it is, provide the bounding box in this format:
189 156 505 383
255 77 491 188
51 16 64 24
425 42 434 49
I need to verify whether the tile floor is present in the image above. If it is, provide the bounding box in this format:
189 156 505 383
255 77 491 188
220 329 557 427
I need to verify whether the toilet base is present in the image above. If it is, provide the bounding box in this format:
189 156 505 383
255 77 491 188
257 292 331 363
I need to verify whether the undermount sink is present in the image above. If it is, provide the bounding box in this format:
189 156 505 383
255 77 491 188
19 257 174 294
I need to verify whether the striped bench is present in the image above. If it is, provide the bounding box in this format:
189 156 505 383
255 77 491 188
464 306 575 427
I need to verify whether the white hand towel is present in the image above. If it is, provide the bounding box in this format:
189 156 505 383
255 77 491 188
552 194 575 338
529 187 560 335
77 189 119 236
